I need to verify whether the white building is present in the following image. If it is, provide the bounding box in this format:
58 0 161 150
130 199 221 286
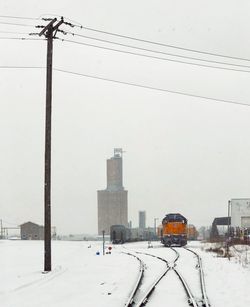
230 198 250 228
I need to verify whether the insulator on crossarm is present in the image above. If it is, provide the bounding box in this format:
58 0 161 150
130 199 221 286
57 29 67 35
64 21 74 28
42 18 55 21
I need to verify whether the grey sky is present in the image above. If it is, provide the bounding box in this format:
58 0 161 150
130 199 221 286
1 0 250 234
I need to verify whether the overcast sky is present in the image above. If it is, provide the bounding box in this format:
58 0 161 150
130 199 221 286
1 0 250 234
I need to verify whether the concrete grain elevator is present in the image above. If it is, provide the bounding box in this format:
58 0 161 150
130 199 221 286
97 148 128 234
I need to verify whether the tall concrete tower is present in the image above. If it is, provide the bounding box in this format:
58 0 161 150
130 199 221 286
97 148 128 234
139 211 146 229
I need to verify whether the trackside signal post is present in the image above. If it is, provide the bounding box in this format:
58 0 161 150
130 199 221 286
39 17 64 272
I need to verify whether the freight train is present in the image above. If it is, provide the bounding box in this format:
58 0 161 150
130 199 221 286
110 225 155 244
110 214 195 246
160 213 188 247
110 225 130 244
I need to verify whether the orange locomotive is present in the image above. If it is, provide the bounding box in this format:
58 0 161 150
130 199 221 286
161 213 187 247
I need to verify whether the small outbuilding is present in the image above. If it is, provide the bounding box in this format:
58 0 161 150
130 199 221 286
20 222 44 240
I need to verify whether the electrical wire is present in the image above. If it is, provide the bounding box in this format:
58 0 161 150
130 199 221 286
0 30 31 35
53 68 250 107
1 219 19 226
82 26 250 63
62 31 250 70
0 21 36 27
0 15 39 20
0 65 249 107
0 37 45 41
1 14 249 63
0 66 44 69
0 13 82 27
58 38 250 74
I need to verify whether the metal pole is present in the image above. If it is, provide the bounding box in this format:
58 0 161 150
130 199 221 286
102 230 105 255
227 200 231 239
226 200 231 259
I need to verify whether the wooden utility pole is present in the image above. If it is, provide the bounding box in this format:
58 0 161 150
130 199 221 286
39 17 64 272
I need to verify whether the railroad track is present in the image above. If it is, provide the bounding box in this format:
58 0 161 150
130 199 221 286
122 252 145 307
123 246 210 307
183 247 210 307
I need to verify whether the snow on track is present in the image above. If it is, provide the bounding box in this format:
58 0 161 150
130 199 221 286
122 247 168 306
1 240 250 307
124 244 201 307
173 247 204 300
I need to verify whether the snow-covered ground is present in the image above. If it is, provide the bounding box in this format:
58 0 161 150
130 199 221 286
0 240 249 307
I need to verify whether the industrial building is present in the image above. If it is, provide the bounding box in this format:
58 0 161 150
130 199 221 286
230 198 250 228
210 198 250 241
139 211 146 229
97 148 128 235
210 217 230 240
20 222 44 240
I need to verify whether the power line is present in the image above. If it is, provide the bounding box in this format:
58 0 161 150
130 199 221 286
2 14 248 64
1 219 19 226
82 26 250 63
0 65 248 107
58 38 250 74
0 21 36 27
2 14 248 63
0 65 247 107
53 68 250 108
0 37 45 41
63 31 250 70
0 14 83 28
0 15 39 20
0 30 31 35
0 65 44 69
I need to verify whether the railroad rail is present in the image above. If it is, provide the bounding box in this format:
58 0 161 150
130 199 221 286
122 252 145 307
184 247 210 307
172 267 198 307
134 251 173 307
123 246 210 307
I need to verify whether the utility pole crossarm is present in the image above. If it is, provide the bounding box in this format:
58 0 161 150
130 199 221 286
38 17 64 38
52 18 64 37
38 18 57 37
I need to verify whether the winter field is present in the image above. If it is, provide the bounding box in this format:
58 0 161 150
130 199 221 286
0 240 249 307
